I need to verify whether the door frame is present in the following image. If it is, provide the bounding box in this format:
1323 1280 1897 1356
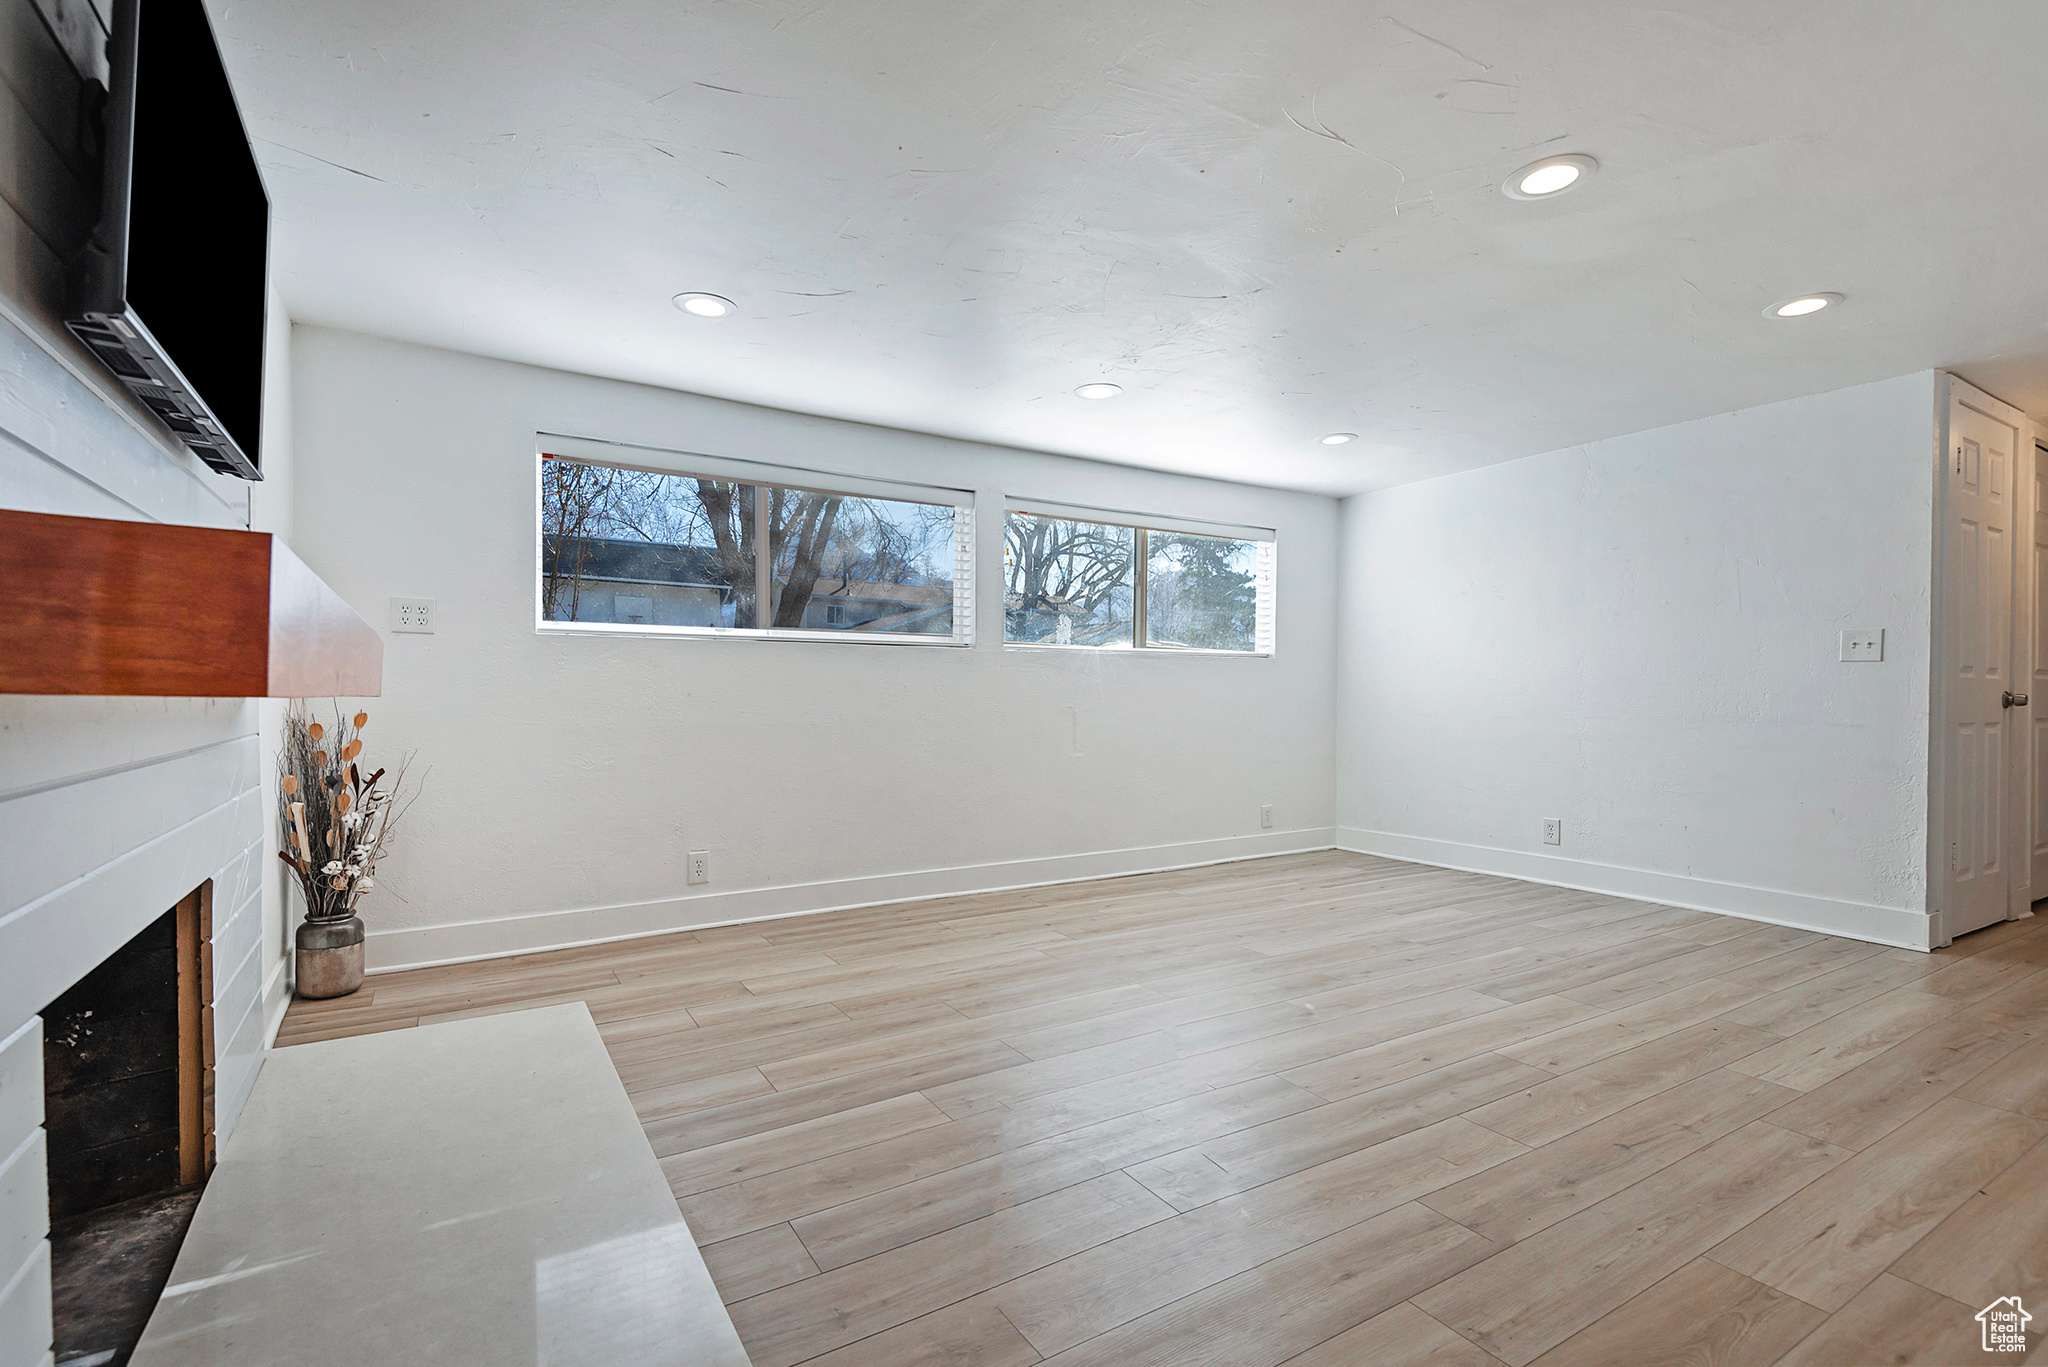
1928 372 2038 946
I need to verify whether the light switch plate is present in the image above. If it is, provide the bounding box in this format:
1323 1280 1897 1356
1839 629 1883 662
391 597 436 634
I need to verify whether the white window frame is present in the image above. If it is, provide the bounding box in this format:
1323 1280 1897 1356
536 434 975 647
1002 497 1276 657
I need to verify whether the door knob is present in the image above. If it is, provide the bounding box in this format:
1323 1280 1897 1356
2005 692 2030 708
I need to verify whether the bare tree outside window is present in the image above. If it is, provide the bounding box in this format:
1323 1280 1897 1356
539 458 626 623
1003 509 1272 653
687 476 762 628
541 455 962 637
542 458 757 627
769 490 959 634
1003 513 1135 646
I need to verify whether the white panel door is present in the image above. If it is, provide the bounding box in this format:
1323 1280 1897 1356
1943 391 2022 938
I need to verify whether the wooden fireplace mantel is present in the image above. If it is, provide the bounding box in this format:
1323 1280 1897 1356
0 508 383 697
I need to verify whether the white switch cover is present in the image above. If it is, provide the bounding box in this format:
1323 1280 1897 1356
687 850 710 885
1542 818 1562 846
391 598 436 634
1839 629 1883 662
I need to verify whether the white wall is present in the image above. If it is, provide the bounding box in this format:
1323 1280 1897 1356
288 326 1339 969
1335 372 1938 947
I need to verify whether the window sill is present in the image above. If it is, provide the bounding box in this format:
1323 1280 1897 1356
1002 642 1271 658
535 623 971 648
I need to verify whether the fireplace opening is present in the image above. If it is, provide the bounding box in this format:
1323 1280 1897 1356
41 885 214 1367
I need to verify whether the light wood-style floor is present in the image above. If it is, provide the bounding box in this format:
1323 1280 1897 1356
279 851 2048 1366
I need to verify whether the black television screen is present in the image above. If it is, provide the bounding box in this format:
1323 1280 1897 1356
68 0 270 481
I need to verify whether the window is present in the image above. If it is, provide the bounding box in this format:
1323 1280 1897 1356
538 441 972 645
1146 530 1265 651
1004 505 1274 653
1003 515 1135 647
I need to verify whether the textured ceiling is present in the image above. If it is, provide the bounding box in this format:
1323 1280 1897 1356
214 0 2048 493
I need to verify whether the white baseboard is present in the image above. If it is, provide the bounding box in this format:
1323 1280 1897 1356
365 827 1340 972
1336 827 1935 951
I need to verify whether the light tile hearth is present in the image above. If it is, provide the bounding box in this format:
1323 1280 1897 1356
135 1005 746 1367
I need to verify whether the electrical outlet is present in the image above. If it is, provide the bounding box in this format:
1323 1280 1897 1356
687 849 710 886
390 597 436 634
1260 804 1274 830
1543 818 1562 846
1839 629 1883 662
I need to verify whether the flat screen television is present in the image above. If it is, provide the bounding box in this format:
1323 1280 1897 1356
68 0 270 481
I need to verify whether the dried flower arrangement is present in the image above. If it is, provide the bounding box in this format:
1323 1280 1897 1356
277 701 415 921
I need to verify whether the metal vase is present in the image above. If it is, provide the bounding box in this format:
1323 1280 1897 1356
295 915 366 999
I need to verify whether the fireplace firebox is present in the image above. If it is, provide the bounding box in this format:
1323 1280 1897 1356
40 885 214 1367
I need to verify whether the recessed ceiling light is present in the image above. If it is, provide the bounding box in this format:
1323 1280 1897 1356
1766 292 1842 318
673 292 735 318
1074 382 1122 400
1503 154 1598 200
1320 432 1358 446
